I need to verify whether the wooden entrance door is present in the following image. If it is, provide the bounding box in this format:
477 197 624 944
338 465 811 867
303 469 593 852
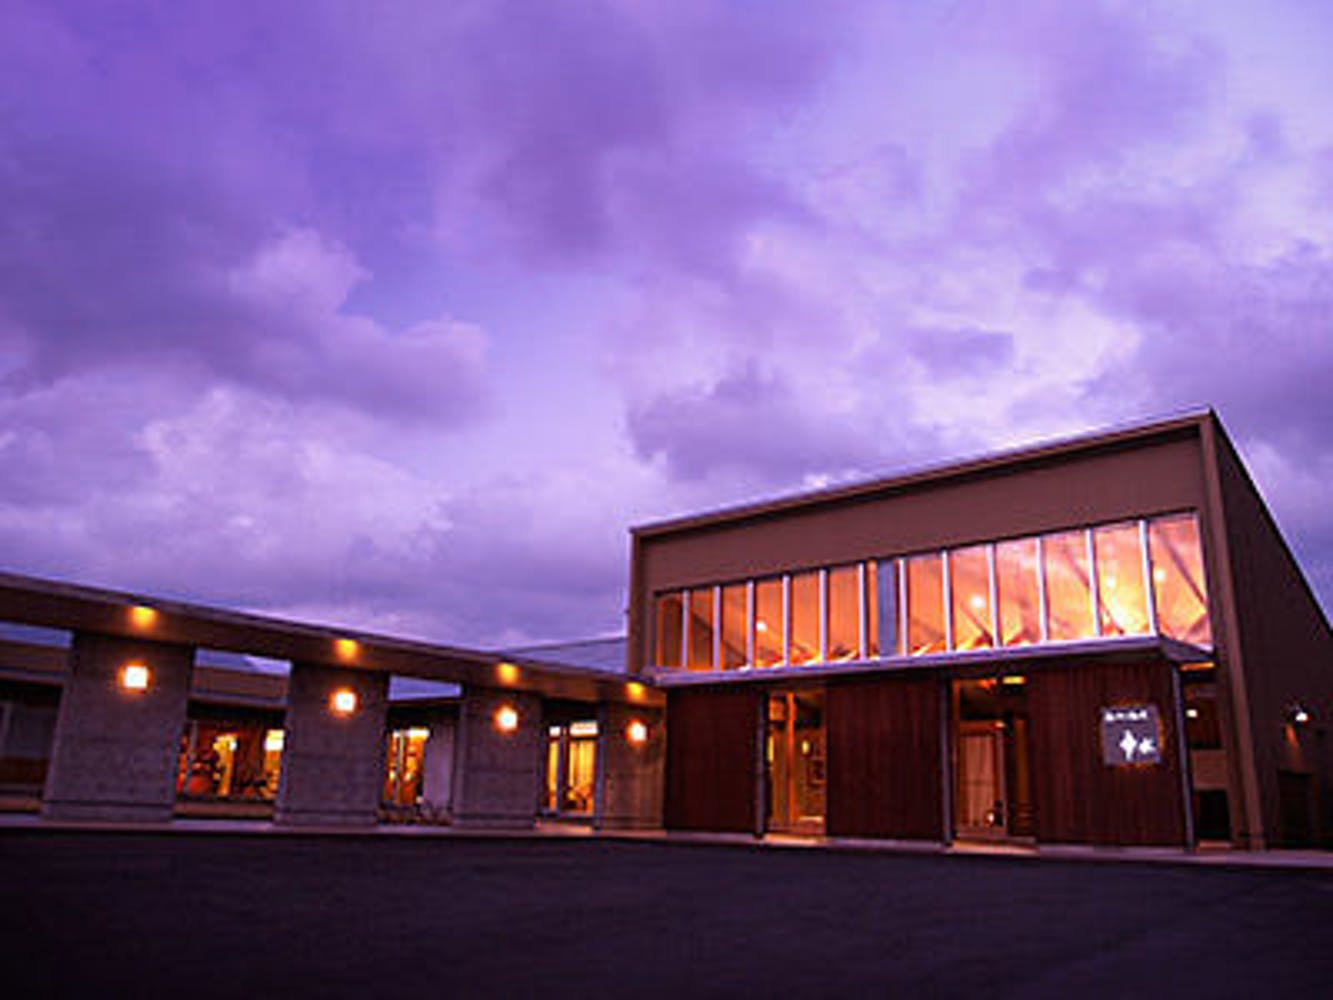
665 687 759 832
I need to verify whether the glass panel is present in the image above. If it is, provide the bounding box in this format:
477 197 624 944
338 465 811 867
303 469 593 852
1043 531 1094 641
789 571 821 665
654 592 683 668
545 729 560 811
949 546 993 650
565 733 597 814
995 539 1041 646
905 554 946 655
866 562 882 658
1094 523 1150 636
687 588 715 671
720 583 748 669
177 721 274 800
826 565 861 662
754 578 785 667
1149 514 1212 645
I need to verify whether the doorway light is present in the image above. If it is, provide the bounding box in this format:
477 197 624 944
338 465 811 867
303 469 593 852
119 663 150 693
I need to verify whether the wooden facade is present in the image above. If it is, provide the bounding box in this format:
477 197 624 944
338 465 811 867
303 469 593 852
664 687 758 832
826 675 943 840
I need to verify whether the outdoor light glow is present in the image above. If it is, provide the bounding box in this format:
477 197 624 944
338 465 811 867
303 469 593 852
626 681 646 702
120 663 150 692
129 604 157 628
496 661 520 685
494 704 519 733
330 688 358 715
626 720 648 745
334 638 359 662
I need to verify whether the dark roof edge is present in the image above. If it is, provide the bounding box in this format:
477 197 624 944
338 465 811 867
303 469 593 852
632 408 1213 538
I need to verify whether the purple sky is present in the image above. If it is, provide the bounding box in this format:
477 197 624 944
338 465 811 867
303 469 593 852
3 2 1332 648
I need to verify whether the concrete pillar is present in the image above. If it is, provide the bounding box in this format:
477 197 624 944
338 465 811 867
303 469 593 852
275 663 388 827
43 632 194 823
596 702 665 830
451 687 541 828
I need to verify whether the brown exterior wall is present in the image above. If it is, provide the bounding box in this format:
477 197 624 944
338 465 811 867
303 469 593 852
1213 432 1333 847
631 431 1207 672
826 675 943 840
1027 659 1187 846
664 687 758 832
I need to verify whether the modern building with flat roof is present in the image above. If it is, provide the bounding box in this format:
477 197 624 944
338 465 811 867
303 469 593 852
629 410 1331 849
1 410 1329 850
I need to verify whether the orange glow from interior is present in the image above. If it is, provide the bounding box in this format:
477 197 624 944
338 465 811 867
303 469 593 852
626 719 649 745
129 605 158 629
330 688 358 715
334 638 359 662
626 681 646 702
496 662 520 686
494 704 519 733
119 663 150 692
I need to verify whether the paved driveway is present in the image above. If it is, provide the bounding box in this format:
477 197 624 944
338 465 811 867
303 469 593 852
3 832 1331 998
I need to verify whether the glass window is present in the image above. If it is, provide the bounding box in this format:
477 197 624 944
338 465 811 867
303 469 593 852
1094 523 1150 637
1043 531 1094 641
995 539 1041 646
1149 514 1212 645
720 583 748 669
687 588 715 671
789 571 821 665
654 592 683 668
905 554 946 655
754 577 785 667
826 564 861 661
866 562 883 658
949 546 993 650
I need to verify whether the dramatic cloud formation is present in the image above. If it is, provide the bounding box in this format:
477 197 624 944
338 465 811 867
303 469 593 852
2 0 1331 646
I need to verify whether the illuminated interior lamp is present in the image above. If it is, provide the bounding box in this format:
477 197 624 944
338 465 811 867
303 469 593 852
494 704 519 733
334 638 359 662
330 688 358 715
1185 707 1200 720
496 662 520 686
1289 705 1311 727
129 604 158 629
119 663 150 692
1001 674 1026 687
264 730 285 753
626 719 649 746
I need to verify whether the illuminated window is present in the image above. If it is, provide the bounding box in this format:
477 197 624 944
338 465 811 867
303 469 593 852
789 571 821 665
719 583 748 669
1149 514 1212 645
949 546 993 650
826 565 861 661
1094 523 1150 636
654 592 683 668
754 578 784 667
995 538 1041 646
865 562 883 658
687 588 715 671
1043 531 1094 641
905 554 946 655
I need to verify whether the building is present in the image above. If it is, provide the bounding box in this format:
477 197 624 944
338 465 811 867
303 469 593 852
628 410 1331 849
1 410 1329 850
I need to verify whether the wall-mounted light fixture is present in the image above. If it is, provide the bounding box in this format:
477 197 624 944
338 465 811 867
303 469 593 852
494 704 519 733
330 688 358 715
119 663 150 693
129 604 158 629
626 719 649 746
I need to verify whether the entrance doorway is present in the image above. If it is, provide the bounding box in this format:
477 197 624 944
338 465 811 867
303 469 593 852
544 719 598 818
766 688 826 834
952 677 1033 841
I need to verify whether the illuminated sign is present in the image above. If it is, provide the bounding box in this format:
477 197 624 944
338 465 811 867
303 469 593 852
1101 705 1162 766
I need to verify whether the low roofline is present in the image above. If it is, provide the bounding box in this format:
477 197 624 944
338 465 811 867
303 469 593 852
0 570 661 706
632 408 1214 539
